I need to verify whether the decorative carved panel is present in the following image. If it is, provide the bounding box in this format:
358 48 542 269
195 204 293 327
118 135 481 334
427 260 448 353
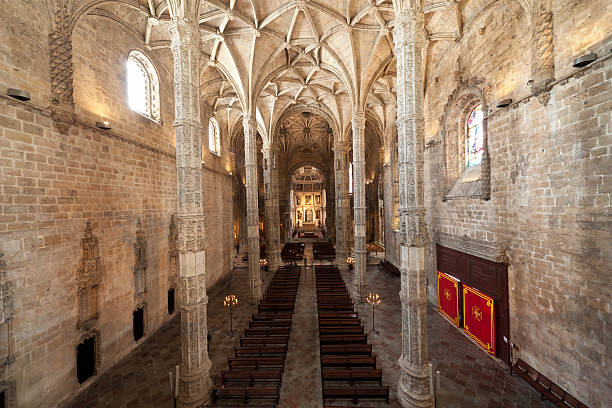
168 215 178 288
133 217 147 304
435 231 509 264
76 222 101 330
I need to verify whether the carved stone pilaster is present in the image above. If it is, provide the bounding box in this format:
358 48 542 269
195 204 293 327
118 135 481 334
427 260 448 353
334 142 350 268
530 1 555 105
351 112 367 301
49 0 75 134
168 214 179 288
481 104 491 200
0 253 14 367
133 217 147 305
394 3 434 407
169 13 212 408
263 148 281 269
76 221 100 331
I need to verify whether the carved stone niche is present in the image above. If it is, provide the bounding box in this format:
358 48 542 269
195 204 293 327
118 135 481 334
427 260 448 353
75 329 101 385
440 79 492 201
133 217 147 304
0 253 14 367
76 222 101 331
434 231 509 264
0 380 16 408
168 214 178 288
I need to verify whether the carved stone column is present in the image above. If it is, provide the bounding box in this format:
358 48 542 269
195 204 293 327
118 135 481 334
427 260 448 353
530 0 555 104
49 0 75 133
351 112 367 301
168 17 212 408
481 105 491 200
263 147 281 269
393 3 434 407
334 142 350 269
244 117 263 302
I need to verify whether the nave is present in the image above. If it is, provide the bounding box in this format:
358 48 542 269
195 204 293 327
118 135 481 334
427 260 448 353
64 247 555 408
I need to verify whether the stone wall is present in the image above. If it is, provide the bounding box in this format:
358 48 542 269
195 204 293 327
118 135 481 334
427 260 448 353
0 7 233 408
422 1 611 406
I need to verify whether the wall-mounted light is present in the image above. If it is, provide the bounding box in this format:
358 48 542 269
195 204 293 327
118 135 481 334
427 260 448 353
496 99 512 108
573 53 597 68
229 171 233 176
95 121 111 130
6 88 31 101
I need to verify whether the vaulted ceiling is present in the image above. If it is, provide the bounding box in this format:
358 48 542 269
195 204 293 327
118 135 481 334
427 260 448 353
66 0 510 147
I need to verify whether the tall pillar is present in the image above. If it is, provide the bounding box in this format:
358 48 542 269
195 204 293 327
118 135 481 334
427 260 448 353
393 2 434 407
334 142 350 269
530 0 555 104
351 112 367 301
244 117 263 302
263 147 281 269
169 16 212 408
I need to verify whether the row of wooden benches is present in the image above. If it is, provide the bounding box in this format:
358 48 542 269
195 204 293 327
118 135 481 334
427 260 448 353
315 265 390 405
212 266 301 407
514 359 588 408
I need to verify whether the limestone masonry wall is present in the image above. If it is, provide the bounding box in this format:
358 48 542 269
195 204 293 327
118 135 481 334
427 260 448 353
0 6 233 408
423 1 611 407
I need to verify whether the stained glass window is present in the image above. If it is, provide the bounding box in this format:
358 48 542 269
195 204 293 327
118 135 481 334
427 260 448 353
127 50 160 122
209 117 220 155
466 104 483 166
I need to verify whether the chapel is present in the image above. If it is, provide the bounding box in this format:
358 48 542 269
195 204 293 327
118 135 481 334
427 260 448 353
0 0 610 407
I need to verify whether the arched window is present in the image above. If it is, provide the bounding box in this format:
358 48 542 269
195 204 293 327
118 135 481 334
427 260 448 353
466 104 483 166
127 50 160 122
208 117 220 155
349 163 353 194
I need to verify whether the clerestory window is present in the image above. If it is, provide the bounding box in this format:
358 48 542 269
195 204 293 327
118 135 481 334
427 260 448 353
209 117 220 155
127 50 160 122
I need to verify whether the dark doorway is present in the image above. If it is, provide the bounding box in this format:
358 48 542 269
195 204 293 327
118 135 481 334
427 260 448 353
133 307 144 341
437 244 510 363
0 390 5 408
168 288 175 315
76 336 96 383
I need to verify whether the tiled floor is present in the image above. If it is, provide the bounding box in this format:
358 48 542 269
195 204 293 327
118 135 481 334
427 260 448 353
65 248 554 408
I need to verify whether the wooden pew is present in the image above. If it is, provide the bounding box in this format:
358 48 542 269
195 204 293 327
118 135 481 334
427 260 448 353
320 334 368 344
240 336 289 346
514 359 589 408
319 312 358 320
321 356 377 369
319 326 365 335
228 356 284 370
249 319 292 328
244 327 290 337
320 344 372 355
319 319 361 327
252 312 293 321
221 369 282 386
322 385 389 403
234 345 288 357
212 385 280 405
321 369 383 385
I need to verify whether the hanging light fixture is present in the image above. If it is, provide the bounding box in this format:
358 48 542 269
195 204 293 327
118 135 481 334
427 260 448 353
573 53 597 68
496 99 512 108
6 88 31 101
95 121 112 130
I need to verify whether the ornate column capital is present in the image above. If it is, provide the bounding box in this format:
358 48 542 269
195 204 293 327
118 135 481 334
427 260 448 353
351 111 366 128
242 115 258 132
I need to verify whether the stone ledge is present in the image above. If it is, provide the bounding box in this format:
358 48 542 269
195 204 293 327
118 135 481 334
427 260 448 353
434 231 509 264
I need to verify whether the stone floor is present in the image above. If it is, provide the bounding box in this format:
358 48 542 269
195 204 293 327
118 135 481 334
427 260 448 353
64 247 554 408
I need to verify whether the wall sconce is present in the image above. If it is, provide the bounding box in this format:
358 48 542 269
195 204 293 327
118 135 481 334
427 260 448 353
573 53 597 68
6 88 31 101
496 99 512 108
95 121 111 130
